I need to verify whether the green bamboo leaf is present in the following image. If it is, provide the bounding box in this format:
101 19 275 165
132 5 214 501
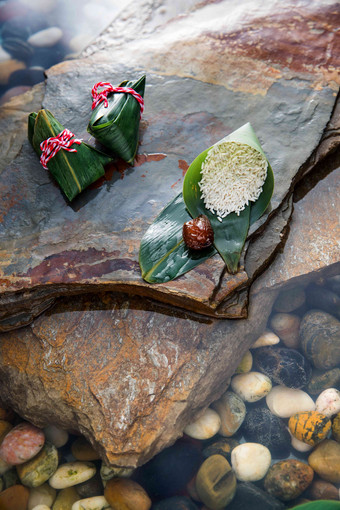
87 75 146 164
139 193 216 283
183 123 274 273
291 501 340 510
28 109 111 201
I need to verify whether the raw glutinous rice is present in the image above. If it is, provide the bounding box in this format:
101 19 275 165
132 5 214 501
199 141 268 219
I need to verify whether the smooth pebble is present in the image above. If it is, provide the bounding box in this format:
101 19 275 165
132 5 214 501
202 438 239 462
251 330 280 348
72 495 110 510
307 368 340 394
43 425 69 448
333 412 340 442
17 440 58 487
76 471 103 498
231 371 272 402
226 482 285 510
273 287 305 312
28 483 56 510
266 385 315 418
71 437 100 461
264 459 313 501
211 391 246 437
235 350 252 373
253 347 311 388
315 388 340 417
306 479 340 500
288 411 331 446
104 477 151 510
31 505 51 510
28 27 63 48
195 454 236 509
308 439 340 483
288 429 313 453
0 59 26 85
0 484 30 509
100 462 134 481
184 408 221 440
49 462 96 489
270 313 301 349
241 408 290 456
0 421 45 465
231 443 271 482
52 486 79 509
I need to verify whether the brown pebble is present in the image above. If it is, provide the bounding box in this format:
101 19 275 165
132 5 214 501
71 437 101 461
104 477 151 510
0 407 15 422
308 439 340 483
306 479 339 500
264 459 314 501
332 412 340 442
0 484 29 509
0 421 13 444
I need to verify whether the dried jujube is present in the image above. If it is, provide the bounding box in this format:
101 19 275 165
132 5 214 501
183 214 214 250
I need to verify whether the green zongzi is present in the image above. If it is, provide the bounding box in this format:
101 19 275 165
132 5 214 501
28 109 111 201
87 75 146 164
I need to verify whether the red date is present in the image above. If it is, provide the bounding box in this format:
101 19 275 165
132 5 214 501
183 214 214 250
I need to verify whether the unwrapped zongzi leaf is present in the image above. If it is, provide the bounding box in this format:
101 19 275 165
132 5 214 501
87 75 146 164
28 109 111 201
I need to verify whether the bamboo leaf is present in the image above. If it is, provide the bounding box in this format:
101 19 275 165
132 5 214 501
87 75 146 164
291 502 340 510
183 123 273 273
28 109 111 201
139 193 216 283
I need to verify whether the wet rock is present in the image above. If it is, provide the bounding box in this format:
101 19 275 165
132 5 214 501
184 408 221 440
0 59 26 85
152 496 199 509
299 310 340 369
315 388 340 417
231 443 271 482
0 422 45 465
226 482 285 510
288 411 331 446
135 442 202 500
17 440 58 487
2 37 34 61
253 347 312 388
43 425 69 448
270 313 300 349
264 459 314 501
266 385 315 418
0 85 31 106
202 438 239 463
49 461 96 489
195 454 236 509
251 330 280 348
241 408 290 456
231 372 272 402
76 471 104 498
72 495 110 510
28 483 56 510
0 484 30 509
306 479 339 500
104 478 151 510
28 27 63 48
211 391 246 437
273 287 306 313
306 284 340 318
100 463 134 481
234 350 253 373
308 439 340 483
332 412 340 442
71 437 101 461
307 368 340 394
51 486 79 510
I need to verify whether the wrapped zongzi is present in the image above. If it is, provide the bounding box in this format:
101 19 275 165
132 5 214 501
87 75 146 164
28 109 111 201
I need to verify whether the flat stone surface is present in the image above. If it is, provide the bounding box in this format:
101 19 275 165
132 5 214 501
0 0 339 324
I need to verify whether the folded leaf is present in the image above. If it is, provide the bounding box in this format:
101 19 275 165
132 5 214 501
87 75 146 164
139 193 216 283
28 109 111 202
291 502 340 510
183 123 274 273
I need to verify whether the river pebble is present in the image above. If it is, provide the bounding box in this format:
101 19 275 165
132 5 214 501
43 425 69 449
202 437 239 462
28 27 63 48
152 496 199 509
251 329 280 348
299 310 340 369
211 391 246 437
308 439 340 483
71 437 101 461
28 483 56 510
72 495 111 510
104 477 151 510
195 454 236 509
333 412 340 442
289 430 313 453
231 371 272 402
234 350 252 373
184 408 220 440
0 457 11 475
0 483 30 509
0 421 12 443
52 486 79 509
306 479 339 500
273 286 306 312
2 466 19 488
31 505 51 510
231 443 271 482
307 368 340 394
315 388 340 417
288 411 331 446
0 422 45 465
100 462 134 481
306 283 340 318
266 385 315 418
226 482 285 510
0 58 26 85
270 313 300 348
253 346 312 388
17 440 58 487
49 462 96 489
264 459 313 501
241 408 290 456
76 471 104 498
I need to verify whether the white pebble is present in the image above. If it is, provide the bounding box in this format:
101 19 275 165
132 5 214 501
266 385 315 418
288 428 313 452
49 461 96 489
184 408 221 440
315 388 340 417
28 27 63 48
231 372 272 402
251 330 280 348
31 506 51 510
28 483 56 510
72 496 111 510
44 425 69 448
231 443 271 481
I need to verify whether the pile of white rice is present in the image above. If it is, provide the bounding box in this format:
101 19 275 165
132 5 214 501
199 141 268 220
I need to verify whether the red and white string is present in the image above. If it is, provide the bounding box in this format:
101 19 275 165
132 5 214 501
91 81 144 117
40 129 82 169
